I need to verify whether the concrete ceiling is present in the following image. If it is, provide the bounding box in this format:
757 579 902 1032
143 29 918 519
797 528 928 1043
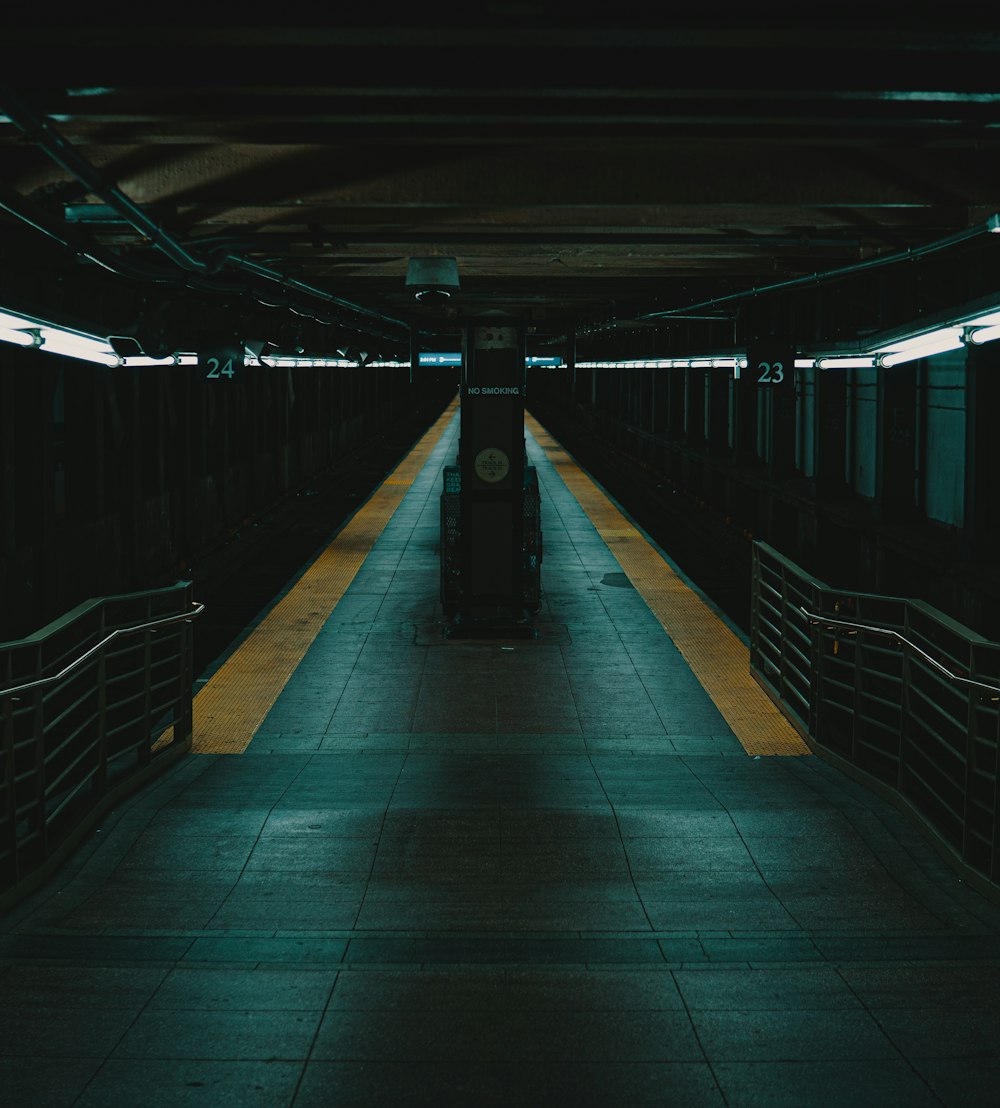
3 15 1000 358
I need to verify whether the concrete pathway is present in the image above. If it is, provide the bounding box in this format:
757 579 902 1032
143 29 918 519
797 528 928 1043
2 416 999 1106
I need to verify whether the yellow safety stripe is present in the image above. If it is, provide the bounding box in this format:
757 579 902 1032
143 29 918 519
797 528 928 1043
526 413 809 756
186 399 458 754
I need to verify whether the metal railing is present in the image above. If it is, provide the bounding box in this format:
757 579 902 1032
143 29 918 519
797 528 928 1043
0 582 201 897
797 609 1000 697
751 542 1000 888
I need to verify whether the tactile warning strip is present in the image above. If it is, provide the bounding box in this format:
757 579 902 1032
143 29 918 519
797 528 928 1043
526 413 809 757
190 400 458 754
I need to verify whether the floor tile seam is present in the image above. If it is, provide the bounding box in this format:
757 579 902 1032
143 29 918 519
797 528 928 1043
529 462 680 681
193 760 347 939
534 467 700 740
582 753 663 937
525 429 612 566
70 922 1000 938
525 414 808 758
348 749 415 932
670 755 812 933
191 405 457 755
360 419 461 639
335 428 456 645
293 951 345 1096
11 950 1000 969
525 431 640 685
829 794 978 931
769 761 994 930
190 538 385 749
829 961 913 1062
40 934 203 1087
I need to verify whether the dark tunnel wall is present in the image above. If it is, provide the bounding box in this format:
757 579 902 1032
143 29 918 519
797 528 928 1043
0 348 455 641
527 342 1000 640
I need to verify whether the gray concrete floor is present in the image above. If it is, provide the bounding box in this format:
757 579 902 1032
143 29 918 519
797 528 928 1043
2 417 1000 1106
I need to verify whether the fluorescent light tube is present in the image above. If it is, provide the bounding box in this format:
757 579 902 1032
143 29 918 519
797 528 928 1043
878 330 964 367
0 311 36 330
0 303 205 366
120 355 180 367
37 330 120 366
967 324 1000 345
38 327 111 352
817 356 877 369
0 327 38 347
877 326 962 355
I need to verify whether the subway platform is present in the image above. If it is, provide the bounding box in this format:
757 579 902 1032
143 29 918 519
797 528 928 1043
2 407 1000 1107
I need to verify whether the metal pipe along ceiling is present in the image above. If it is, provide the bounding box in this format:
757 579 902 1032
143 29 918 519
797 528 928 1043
636 218 1000 324
0 87 411 341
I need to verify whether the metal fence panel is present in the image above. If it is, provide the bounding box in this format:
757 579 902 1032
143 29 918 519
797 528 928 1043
750 541 1000 891
0 582 200 896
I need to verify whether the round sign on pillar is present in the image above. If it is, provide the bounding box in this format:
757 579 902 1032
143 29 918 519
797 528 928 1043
474 447 510 483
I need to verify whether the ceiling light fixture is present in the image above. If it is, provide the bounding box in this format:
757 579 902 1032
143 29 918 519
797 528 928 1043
0 326 38 348
966 324 1000 345
877 328 965 368
0 305 122 365
816 356 876 369
116 353 199 367
37 329 121 366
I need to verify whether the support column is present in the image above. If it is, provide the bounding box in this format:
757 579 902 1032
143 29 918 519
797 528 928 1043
706 366 730 456
875 361 918 520
747 343 796 478
733 365 758 461
0 356 15 566
814 369 847 494
684 367 705 446
442 318 540 634
667 367 685 440
966 344 1000 558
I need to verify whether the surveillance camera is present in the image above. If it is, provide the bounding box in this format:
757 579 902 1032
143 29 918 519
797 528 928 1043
406 257 460 304
414 287 452 304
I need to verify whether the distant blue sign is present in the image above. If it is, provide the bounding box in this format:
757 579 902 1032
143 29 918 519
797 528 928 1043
418 352 563 367
419 352 462 366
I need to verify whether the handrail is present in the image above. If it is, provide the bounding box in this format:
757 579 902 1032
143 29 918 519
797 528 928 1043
799 606 1000 697
0 602 204 700
753 541 1000 891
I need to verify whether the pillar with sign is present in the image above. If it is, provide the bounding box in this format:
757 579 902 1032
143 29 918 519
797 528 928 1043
748 343 796 477
440 319 541 633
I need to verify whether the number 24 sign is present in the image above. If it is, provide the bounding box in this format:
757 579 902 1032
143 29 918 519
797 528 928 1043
199 349 241 382
205 356 236 379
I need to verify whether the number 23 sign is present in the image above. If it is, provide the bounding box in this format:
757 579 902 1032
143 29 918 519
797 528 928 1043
748 345 794 387
756 360 785 384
